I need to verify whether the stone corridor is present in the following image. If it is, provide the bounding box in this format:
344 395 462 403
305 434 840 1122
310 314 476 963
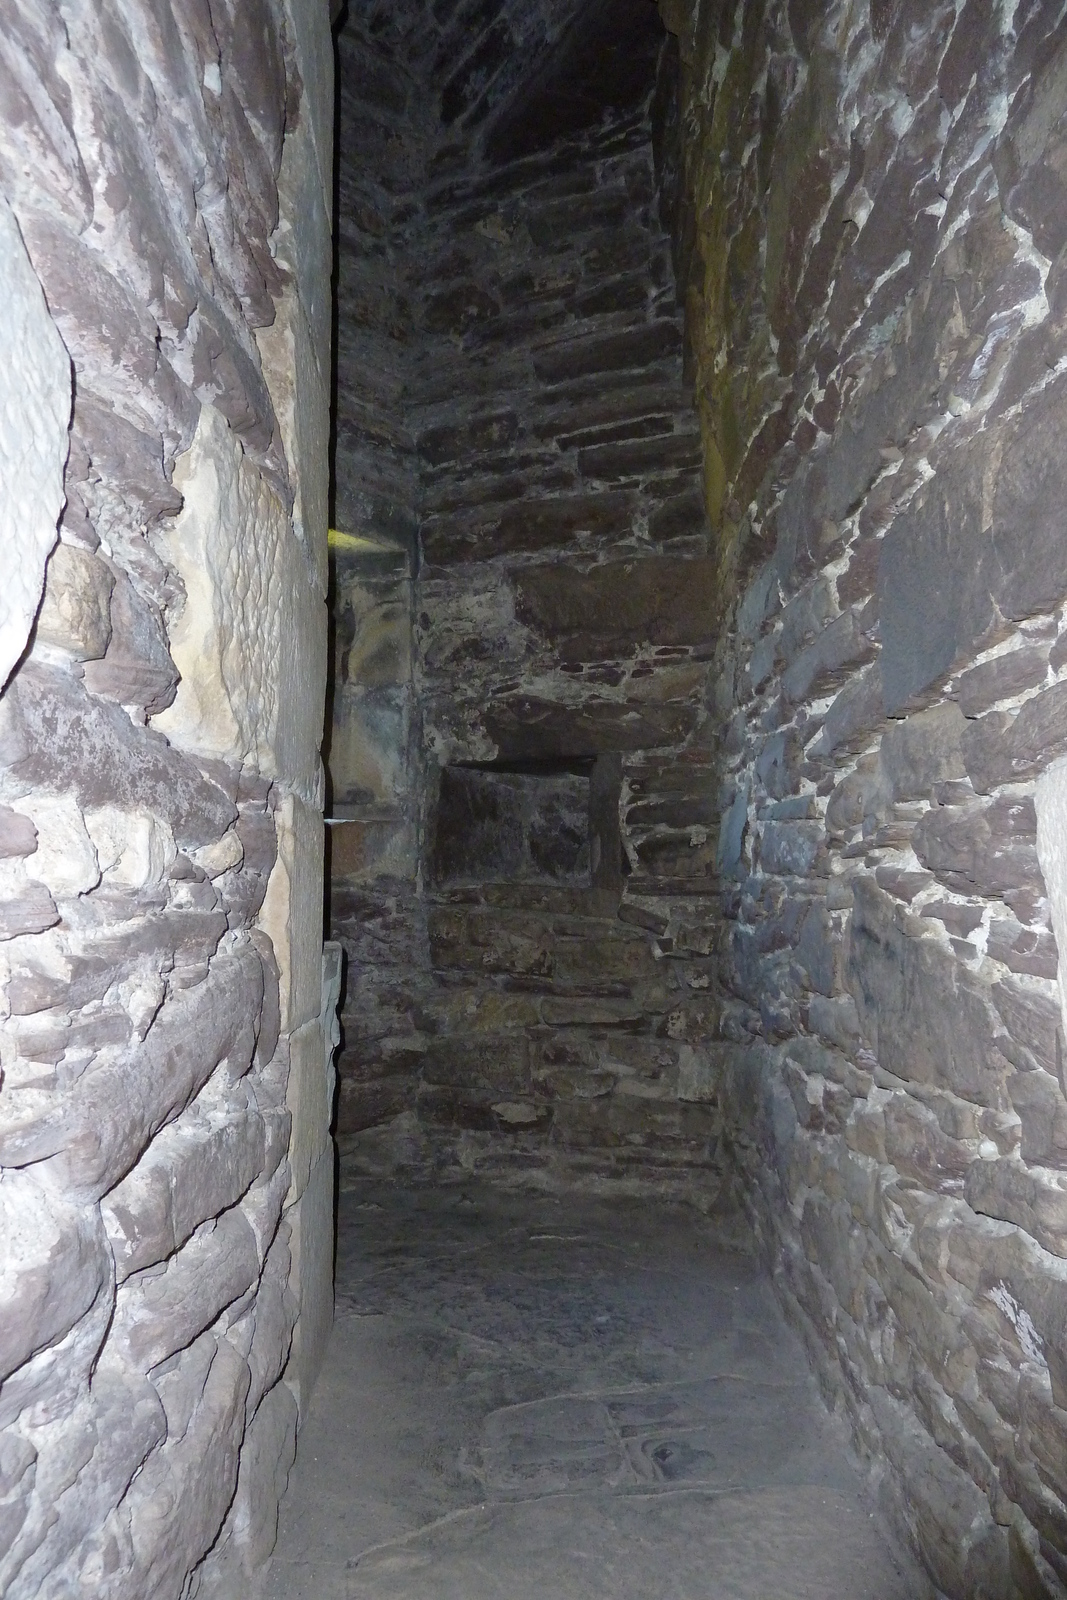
267 1178 918 1599
6 0 1067 1597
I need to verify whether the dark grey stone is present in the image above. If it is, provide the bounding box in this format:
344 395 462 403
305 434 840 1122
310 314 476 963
847 878 1009 1106
810 664 885 756
716 783 750 879
760 820 822 877
796 903 837 996
991 977 1062 1075
912 795 1043 898
781 610 875 705
879 380 1067 712
955 645 1049 717
431 767 590 886
879 702 966 799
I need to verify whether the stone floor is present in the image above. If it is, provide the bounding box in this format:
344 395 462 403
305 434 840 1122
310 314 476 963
265 1175 922 1600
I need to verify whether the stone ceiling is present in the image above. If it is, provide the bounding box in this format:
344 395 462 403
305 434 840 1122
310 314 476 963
341 0 665 165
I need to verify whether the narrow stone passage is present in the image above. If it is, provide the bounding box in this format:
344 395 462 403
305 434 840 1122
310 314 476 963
268 1180 919 1599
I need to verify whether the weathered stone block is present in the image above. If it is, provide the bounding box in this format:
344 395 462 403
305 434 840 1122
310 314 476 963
152 404 326 792
244 1222 297 1414
913 795 1043 899
81 571 180 716
0 1171 109 1385
809 662 885 756
967 1159 1067 1258
781 608 875 704
0 661 237 851
285 1016 330 1204
880 703 967 799
34 543 113 661
0 875 59 941
1036 755 1067 1050
329 682 412 807
123 1338 251 1596
955 645 1049 717
1009 1069 1067 1168
101 1093 267 1281
847 878 1009 1106
0 193 70 691
284 1142 334 1416
532 320 682 383
197 1378 299 1592
431 766 590 885
259 791 325 1033
11 792 99 899
0 808 37 859
110 1206 260 1372
513 554 715 657
992 977 1062 1076
0 945 262 1198
760 819 822 877
880 380 1067 713
421 1033 531 1094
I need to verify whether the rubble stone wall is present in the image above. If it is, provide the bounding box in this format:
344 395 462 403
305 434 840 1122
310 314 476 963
406 104 721 1187
657 0 1067 1592
0 0 333 1594
330 23 739 1192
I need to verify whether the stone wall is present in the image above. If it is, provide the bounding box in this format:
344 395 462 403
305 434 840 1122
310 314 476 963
0 0 333 1594
329 2 1067 1582
330 9 739 1193
655 0 1067 1593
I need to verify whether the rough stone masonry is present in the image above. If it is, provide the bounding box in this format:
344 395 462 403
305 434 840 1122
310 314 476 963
659 1 1067 1594
326 1 1067 1596
0 0 334 1594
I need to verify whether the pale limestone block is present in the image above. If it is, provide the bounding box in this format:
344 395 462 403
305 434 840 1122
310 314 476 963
0 195 70 691
1036 756 1067 1046
283 1142 334 1416
256 289 330 598
677 1044 716 1101
11 794 99 898
84 807 176 890
191 828 244 879
274 563 328 806
151 404 324 791
34 543 113 661
285 1016 329 1204
257 791 324 1033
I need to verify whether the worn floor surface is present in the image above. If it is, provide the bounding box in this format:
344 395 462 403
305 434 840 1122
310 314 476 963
265 1177 919 1599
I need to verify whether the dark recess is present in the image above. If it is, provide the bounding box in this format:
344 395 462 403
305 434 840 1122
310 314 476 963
485 0 665 165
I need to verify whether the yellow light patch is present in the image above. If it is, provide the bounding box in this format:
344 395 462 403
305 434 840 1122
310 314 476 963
328 528 397 553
